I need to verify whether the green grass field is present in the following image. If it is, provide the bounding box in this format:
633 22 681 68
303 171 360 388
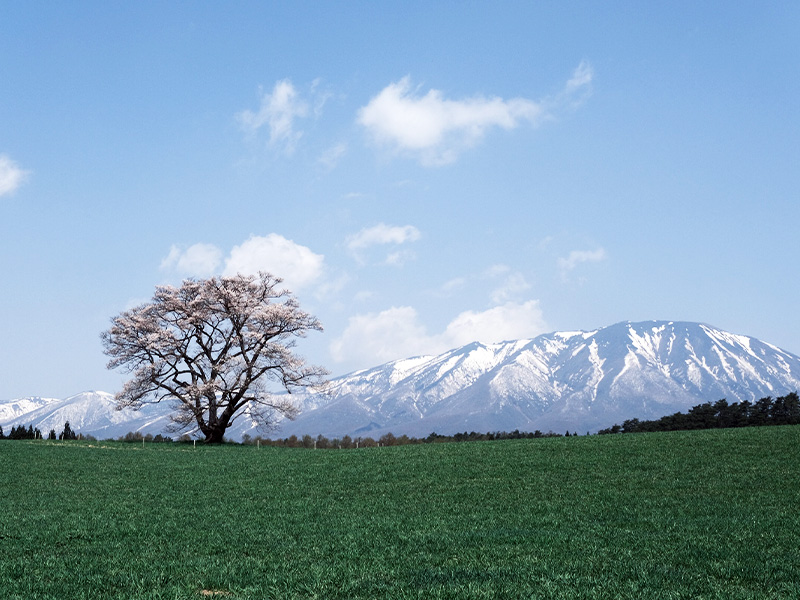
1 426 798 599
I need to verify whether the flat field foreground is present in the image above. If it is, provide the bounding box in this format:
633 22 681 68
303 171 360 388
1 426 799 599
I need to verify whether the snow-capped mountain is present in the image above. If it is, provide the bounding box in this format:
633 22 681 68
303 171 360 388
0 391 176 440
3 321 799 440
275 320 800 437
0 396 55 424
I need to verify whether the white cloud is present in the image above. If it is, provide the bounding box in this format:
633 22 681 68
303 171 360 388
356 63 592 166
237 79 309 154
160 243 223 278
223 234 324 292
0 154 30 197
159 234 325 294
346 223 421 264
330 300 547 366
558 248 607 281
441 300 547 348
330 306 430 364
357 77 541 165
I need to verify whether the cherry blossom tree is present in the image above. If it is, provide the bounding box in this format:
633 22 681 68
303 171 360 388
102 273 327 443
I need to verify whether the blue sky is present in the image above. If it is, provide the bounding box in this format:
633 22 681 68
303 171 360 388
1 2 799 399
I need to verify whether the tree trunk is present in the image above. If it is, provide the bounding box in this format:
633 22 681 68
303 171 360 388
199 407 231 444
204 426 226 444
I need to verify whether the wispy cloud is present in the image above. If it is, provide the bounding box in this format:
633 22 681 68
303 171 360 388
357 63 593 166
341 191 367 200
559 60 594 106
490 271 532 304
558 247 607 281
237 79 309 154
384 250 416 267
0 154 30 197
318 142 347 170
346 223 421 265
437 277 467 296
436 264 531 304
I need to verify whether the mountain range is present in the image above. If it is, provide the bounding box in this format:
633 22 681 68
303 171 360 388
3 321 800 440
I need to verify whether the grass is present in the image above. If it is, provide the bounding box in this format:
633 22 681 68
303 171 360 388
0 426 799 599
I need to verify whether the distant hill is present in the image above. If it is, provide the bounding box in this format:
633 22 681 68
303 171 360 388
3 321 799 440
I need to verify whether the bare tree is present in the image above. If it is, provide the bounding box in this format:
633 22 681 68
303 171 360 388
102 273 327 443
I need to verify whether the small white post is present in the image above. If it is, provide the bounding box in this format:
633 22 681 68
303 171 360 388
193 439 196 448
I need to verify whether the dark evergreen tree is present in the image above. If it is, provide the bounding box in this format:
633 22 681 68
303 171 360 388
687 403 716 429
785 392 800 424
752 397 773 426
731 400 752 427
59 422 77 441
713 399 733 428
771 392 800 425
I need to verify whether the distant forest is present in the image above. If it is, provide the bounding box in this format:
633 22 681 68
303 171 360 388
598 392 800 435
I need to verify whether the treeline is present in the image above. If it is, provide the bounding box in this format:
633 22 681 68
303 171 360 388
116 431 174 443
598 392 800 435
244 428 573 449
0 424 43 440
2 424 575 447
0 421 79 441
0 423 178 443
9 392 797 445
